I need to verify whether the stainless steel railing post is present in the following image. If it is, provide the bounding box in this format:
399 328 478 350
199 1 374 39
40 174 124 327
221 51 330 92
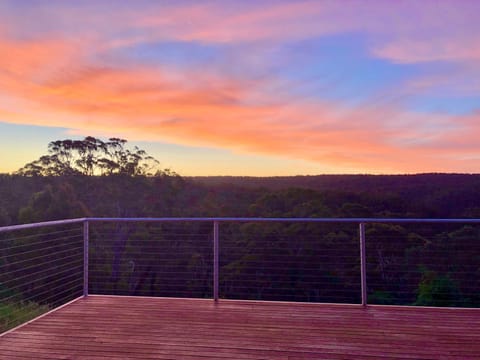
359 222 367 306
213 220 219 302
83 220 89 297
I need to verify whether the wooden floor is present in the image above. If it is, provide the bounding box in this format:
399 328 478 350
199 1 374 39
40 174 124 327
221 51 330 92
0 295 479 359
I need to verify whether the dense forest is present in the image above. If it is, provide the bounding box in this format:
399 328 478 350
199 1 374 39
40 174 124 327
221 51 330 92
3 172 480 224
1 138 480 331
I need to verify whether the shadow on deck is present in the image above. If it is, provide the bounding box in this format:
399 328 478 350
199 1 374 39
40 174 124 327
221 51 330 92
1 295 479 359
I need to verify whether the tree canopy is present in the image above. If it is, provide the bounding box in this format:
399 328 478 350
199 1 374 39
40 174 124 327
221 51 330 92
16 137 172 177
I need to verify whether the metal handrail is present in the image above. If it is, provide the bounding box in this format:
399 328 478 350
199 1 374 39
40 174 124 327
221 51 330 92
87 217 480 223
3 216 480 232
0 218 86 233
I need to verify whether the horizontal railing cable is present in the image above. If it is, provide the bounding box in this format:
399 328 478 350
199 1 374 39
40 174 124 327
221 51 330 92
1 274 83 305
0 228 81 245
2 233 82 252
2 245 83 268
2 253 83 281
1 259 83 290
2 239 82 260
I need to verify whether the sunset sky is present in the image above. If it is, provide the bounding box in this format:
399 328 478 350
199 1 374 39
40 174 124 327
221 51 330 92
1 0 479 176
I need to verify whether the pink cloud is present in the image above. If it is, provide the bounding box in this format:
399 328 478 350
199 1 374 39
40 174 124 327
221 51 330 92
124 0 480 67
373 38 480 64
5 1 480 66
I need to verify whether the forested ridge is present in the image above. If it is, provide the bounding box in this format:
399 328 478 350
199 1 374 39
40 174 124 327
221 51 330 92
2 173 480 225
1 138 480 329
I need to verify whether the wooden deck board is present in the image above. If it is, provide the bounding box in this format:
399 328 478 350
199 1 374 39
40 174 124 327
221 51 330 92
1 295 479 359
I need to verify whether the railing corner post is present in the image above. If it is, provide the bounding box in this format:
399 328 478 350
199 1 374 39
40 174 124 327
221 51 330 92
359 222 367 307
83 219 89 298
213 220 219 302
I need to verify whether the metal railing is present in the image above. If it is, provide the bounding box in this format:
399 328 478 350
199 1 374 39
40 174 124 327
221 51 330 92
1 217 480 332
0 218 85 332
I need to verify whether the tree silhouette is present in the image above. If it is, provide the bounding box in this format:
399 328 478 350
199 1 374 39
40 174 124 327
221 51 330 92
16 137 168 177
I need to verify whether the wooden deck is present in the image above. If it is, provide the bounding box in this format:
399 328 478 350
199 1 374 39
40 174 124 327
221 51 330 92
0 295 479 359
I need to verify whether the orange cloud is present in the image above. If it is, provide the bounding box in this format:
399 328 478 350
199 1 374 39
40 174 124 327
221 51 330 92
1 35 477 175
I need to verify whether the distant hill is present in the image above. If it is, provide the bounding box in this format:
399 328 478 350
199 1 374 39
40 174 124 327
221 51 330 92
188 173 480 193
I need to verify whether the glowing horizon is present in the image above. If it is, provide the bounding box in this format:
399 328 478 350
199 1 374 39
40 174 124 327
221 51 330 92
1 1 479 176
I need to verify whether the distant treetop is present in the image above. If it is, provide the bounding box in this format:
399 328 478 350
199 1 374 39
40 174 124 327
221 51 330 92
16 136 175 177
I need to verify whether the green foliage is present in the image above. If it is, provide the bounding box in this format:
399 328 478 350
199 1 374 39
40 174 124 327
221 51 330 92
18 184 88 223
340 202 372 217
0 283 50 332
248 188 331 217
414 271 465 307
0 208 10 227
368 290 395 305
0 301 49 332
